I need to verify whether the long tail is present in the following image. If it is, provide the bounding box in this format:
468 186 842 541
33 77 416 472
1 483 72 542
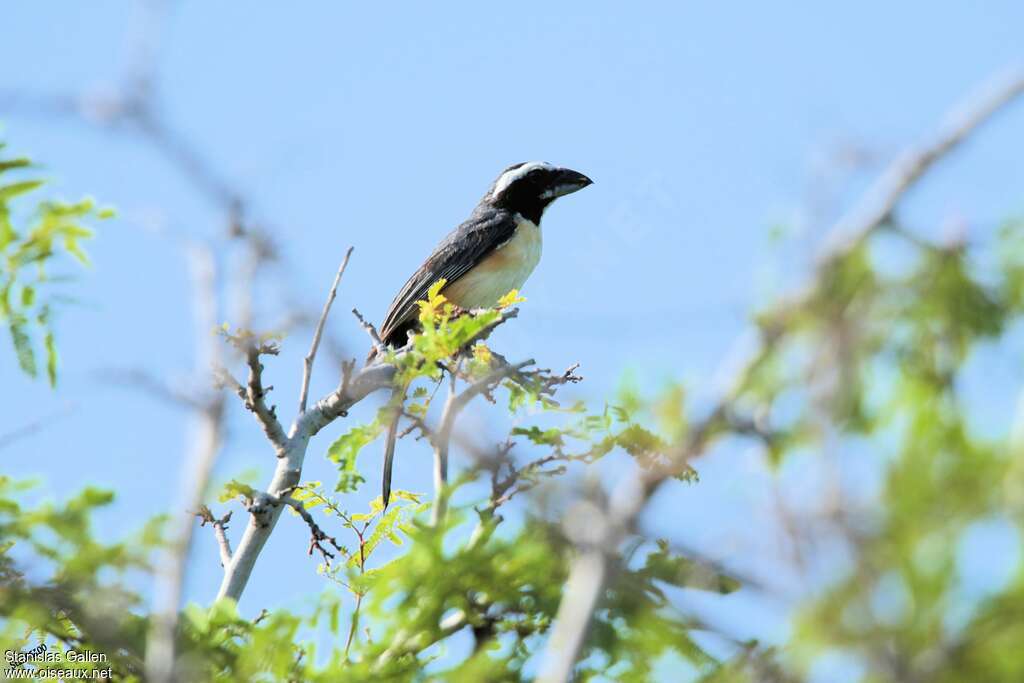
381 386 405 509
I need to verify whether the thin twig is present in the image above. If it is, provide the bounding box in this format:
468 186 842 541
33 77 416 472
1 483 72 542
274 494 345 566
299 248 353 413
352 308 386 357
0 402 77 452
196 507 234 568
96 368 204 410
344 593 363 660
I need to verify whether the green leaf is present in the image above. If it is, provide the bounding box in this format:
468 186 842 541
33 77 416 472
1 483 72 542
325 422 381 493
219 479 257 503
512 425 565 446
44 330 57 387
0 179 43 201
0 157 31 173
351 492 426 566
63 234 90 265
350 496 385 523
9 320 36 376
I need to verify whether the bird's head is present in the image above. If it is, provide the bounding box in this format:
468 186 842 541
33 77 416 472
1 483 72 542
485 161 592 223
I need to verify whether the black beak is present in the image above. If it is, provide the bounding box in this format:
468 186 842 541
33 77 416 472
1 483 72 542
557 168 593 191
546 167 593 199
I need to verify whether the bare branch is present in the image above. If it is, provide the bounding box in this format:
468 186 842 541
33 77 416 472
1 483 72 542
352 307 386 357
431 359 534 525
242 341 289 455
97 367 204 410
214 366 245 397
275 493 346 565
0 402 76 452
818 64 1024 264
299 248 353 414
196 507 233 568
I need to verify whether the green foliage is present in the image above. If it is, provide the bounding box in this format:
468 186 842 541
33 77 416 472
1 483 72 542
0 143 111 385
0 477 162 679
510 388 699 484
219 479 258 504
217 323 283 352
709 220 1024 681
387 278 510 385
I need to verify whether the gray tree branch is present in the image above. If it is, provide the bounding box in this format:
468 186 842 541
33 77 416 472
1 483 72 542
196 507 234 568
432 358 534 525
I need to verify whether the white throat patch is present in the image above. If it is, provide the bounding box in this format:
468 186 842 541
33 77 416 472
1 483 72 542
489 161 553 200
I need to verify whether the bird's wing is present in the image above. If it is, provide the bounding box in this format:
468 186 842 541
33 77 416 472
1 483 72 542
378 207 517 346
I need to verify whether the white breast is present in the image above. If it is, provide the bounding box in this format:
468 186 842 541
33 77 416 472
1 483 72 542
498 215 543 284
444 214 543 309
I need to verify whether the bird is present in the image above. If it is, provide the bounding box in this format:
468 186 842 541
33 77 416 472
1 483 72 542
375 161 593 507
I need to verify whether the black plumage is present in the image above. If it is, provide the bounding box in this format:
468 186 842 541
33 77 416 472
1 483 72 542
378 205 518 348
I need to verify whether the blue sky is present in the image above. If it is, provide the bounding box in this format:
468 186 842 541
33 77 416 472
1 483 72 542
3 2 1023 680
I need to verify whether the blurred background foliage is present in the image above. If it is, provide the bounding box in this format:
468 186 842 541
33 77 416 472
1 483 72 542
0 144 110 386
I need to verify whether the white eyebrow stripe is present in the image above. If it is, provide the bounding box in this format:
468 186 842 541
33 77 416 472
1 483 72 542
490 161 553 200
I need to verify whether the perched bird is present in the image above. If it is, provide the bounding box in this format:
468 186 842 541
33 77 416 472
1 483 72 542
376 161 592 506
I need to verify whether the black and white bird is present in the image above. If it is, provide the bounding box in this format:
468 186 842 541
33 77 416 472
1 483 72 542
377 161 593 348
376 161 593 506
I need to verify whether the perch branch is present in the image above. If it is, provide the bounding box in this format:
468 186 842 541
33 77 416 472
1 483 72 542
218 301 522 601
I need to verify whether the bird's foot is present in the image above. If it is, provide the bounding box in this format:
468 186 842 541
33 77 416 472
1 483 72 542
447 303 470 318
